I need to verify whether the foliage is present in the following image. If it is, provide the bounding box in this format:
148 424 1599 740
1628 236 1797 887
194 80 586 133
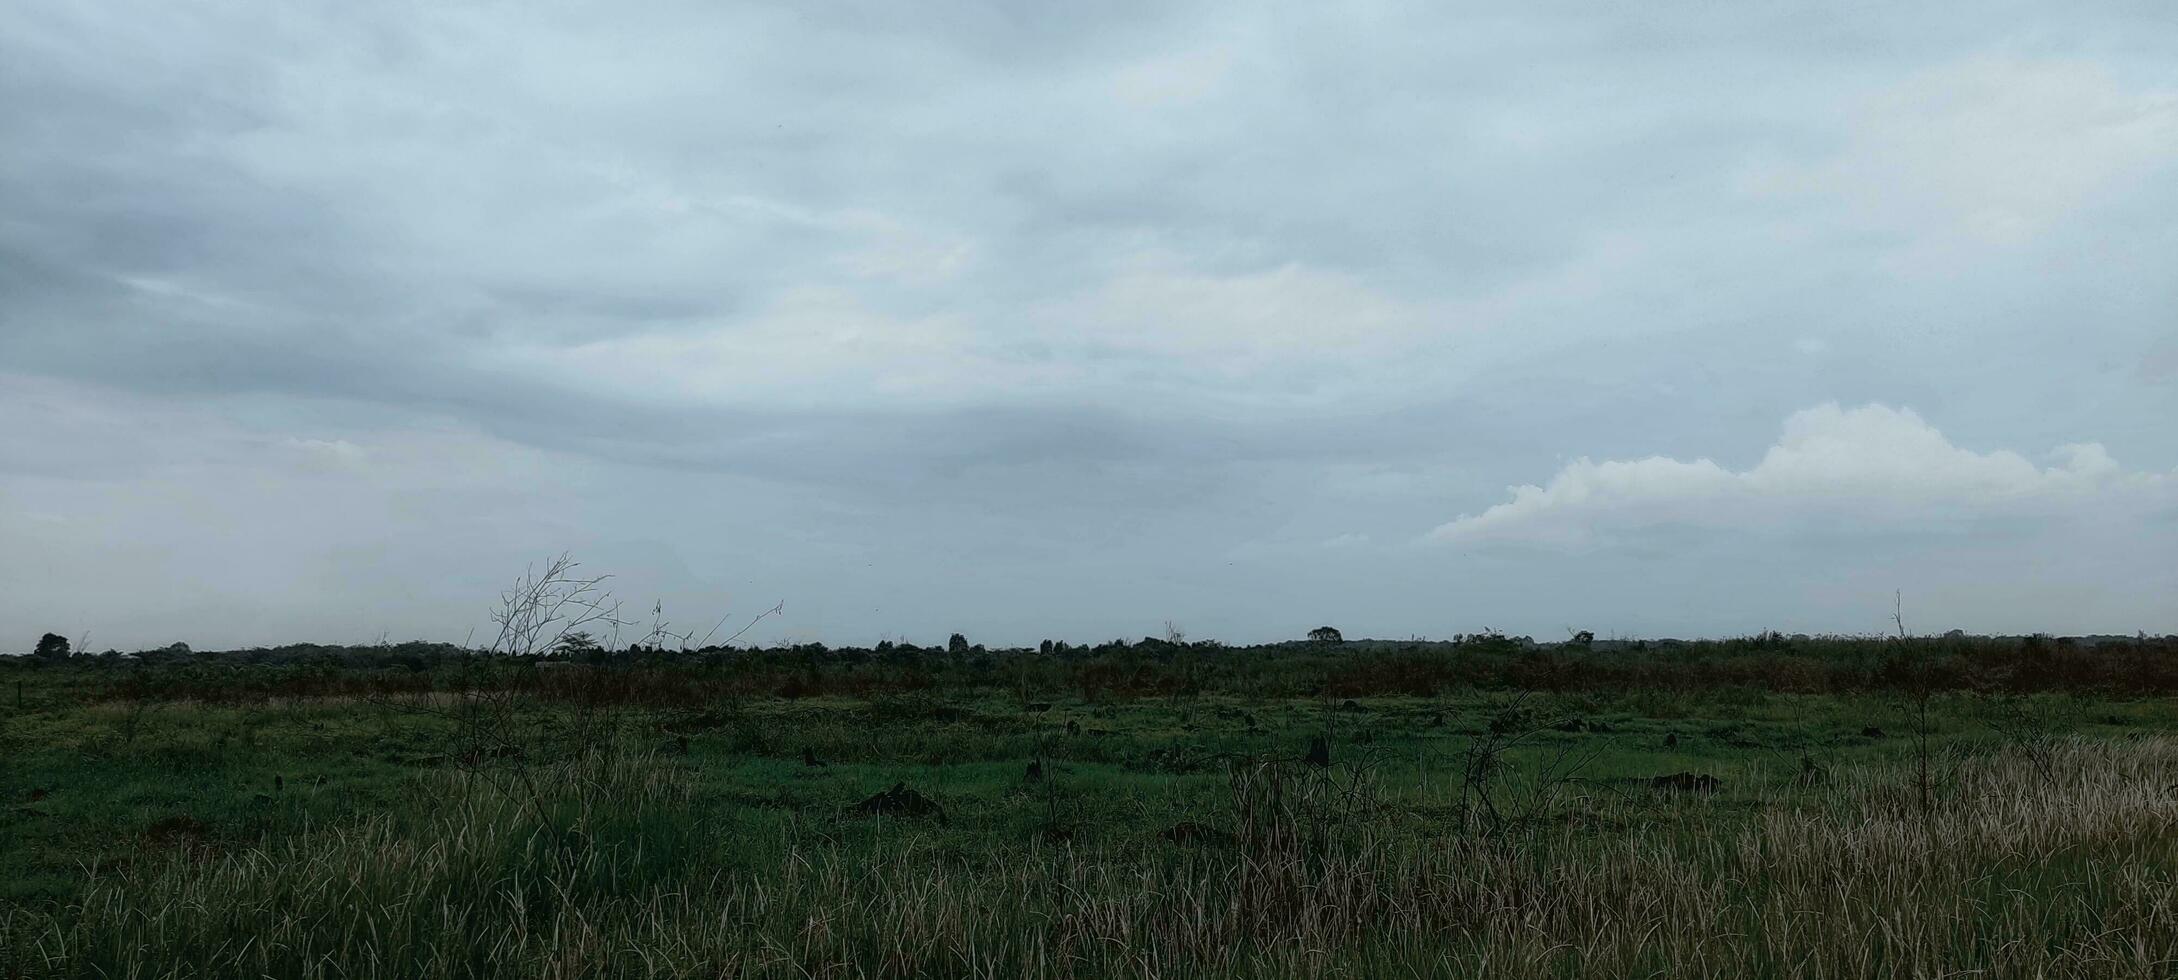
32 633 69 661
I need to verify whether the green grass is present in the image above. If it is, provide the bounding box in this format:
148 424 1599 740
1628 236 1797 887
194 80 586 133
4 672 2178 977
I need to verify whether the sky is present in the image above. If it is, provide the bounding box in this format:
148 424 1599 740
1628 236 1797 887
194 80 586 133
3 1 2175 652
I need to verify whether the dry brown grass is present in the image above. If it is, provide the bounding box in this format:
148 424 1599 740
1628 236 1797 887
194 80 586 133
8 739 2178 979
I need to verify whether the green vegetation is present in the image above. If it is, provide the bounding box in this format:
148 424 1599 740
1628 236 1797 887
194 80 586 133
4 631 2178 978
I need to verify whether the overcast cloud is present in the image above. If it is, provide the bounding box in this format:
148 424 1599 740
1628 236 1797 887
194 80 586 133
4 1 2175 650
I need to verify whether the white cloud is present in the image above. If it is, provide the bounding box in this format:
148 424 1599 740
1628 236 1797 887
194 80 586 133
1428 403 2171 547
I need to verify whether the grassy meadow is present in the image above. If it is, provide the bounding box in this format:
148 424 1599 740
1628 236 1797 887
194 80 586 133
4 634 2178 978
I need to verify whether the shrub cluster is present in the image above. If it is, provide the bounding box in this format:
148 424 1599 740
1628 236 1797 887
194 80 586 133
9 631 2173 703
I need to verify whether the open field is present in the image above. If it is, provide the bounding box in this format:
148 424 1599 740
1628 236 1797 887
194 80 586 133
9 0 2176 976
5 636 2178 978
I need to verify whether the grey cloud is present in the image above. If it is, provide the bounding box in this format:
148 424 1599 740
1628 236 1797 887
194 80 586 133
3 0 2176 648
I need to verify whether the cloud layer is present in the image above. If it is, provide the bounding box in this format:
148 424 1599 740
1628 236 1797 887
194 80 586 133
1429 404 2171 547
3 2 2175 646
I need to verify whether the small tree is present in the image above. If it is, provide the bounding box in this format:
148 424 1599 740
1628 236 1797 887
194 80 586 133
552 631 602 659
34 633 71 661
1308 626 1344 644
948 633 970 655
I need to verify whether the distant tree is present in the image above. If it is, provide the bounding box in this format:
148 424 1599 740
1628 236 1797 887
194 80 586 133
552 631 601 658
1569 630 1595 648
948 633 970 655
1039 639 1054 655
1308 626 1344 645
34 632 71 661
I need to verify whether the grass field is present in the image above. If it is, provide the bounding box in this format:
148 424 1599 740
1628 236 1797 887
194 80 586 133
5 645 2178 978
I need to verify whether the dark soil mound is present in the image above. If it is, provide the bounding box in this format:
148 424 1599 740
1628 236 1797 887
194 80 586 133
662 712 730 734
1650 772 1721 793
851 783 946 822
145 814 210 846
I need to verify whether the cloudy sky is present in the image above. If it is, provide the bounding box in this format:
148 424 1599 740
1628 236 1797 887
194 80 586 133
4 1 2175 651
